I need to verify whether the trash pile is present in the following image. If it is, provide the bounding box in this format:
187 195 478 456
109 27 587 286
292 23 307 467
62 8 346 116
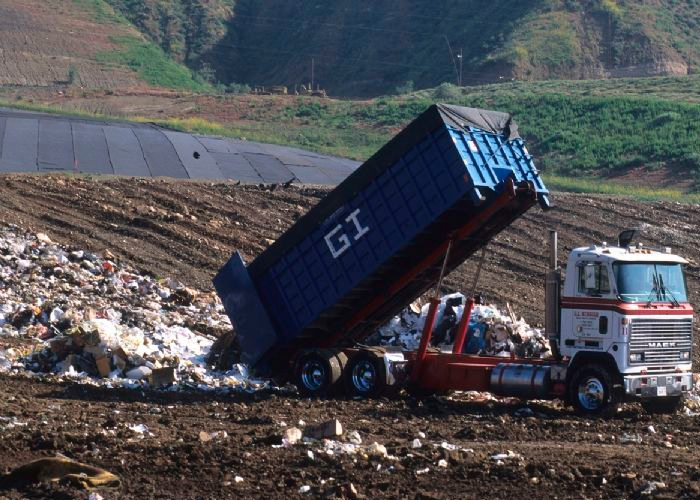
0 225 259 391
375 292 551 358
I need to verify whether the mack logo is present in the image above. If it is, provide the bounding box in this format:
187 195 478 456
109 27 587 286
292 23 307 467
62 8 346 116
648 341 677 348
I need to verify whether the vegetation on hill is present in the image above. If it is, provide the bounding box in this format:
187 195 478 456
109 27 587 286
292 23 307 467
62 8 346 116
74 0 213 90
104 0 700 96
103 0 234 77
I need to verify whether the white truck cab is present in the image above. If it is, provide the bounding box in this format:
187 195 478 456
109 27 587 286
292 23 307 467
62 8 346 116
555 240 693 413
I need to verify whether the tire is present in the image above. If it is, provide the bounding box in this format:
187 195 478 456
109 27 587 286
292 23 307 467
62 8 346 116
641 395 683 415
294 350 342 397
569 364 620 417
343 351 387 398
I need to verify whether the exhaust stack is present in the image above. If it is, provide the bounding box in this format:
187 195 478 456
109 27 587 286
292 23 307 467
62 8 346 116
545 230 561 358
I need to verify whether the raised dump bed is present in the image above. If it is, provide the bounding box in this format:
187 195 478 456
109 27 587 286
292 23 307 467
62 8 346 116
214 104 550 369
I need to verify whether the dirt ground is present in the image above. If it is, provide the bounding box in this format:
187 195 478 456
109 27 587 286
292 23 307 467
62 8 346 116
0 174 700 499
0 1 145 89
1 374 699 500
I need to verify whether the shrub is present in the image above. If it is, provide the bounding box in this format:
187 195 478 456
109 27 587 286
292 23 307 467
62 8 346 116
394 80 415 95
433 82 461 100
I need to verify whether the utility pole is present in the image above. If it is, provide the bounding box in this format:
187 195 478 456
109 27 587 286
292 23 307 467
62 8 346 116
457 48 463 87
444 35 459 85
311 57 315 90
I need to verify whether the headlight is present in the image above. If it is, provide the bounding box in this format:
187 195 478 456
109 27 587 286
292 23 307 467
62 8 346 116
680 351 691 360
630 353 643 362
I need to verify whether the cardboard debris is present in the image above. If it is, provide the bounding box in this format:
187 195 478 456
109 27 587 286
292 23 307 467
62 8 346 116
150 366 176 387
283 427 303 445
304 419 343 440
95 355 111 378
0 456 120 490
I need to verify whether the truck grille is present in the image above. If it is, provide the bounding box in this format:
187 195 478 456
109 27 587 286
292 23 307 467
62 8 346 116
629 318 693 365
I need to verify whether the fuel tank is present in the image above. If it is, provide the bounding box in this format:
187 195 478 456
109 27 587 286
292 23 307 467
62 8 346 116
490 363 551 399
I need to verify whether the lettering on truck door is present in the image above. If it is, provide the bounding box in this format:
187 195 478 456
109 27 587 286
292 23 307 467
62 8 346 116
563 260 613 350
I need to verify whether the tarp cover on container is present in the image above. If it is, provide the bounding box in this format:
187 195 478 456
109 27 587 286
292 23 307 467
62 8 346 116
436 105 519 141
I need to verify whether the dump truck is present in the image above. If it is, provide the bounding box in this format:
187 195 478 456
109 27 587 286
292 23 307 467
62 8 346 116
214 104 694 415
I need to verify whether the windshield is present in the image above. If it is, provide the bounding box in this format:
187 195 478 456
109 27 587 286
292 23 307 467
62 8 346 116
613 262 688 303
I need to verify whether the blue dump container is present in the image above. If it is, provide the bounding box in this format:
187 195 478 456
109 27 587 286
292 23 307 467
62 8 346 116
215 104 550 368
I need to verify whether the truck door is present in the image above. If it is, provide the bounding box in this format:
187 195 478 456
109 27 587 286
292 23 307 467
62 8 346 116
562 261 614 352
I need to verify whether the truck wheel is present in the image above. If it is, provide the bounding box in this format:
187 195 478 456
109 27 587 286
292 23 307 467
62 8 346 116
570 364 619 417
295 350 342 397
641 396 683 414
344 352 386 398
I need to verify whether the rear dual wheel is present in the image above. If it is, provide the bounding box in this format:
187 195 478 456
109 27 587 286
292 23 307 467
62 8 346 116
344 351 386 398
294 350 345 397
295 349 387 398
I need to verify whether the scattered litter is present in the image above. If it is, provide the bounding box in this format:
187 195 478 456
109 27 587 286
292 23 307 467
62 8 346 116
620 433 643 444
639 481 666 496
647 425 656 434
416 467 430 475
283 427 303 446
318 440 359 456
199 430 227 442
127 424 151 438
0 226 277 393
0 456 120 490
439 441 458 451
304 419 343 440
234 476 244 483
299 485 311 494
411 438 422 449
0 350 11 372
367 442 388 458
347 430 362 445
437 459 448 468
490 450 522 461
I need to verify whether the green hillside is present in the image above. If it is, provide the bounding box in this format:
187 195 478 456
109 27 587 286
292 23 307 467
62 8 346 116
101 0 233 75
106 0 700 96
